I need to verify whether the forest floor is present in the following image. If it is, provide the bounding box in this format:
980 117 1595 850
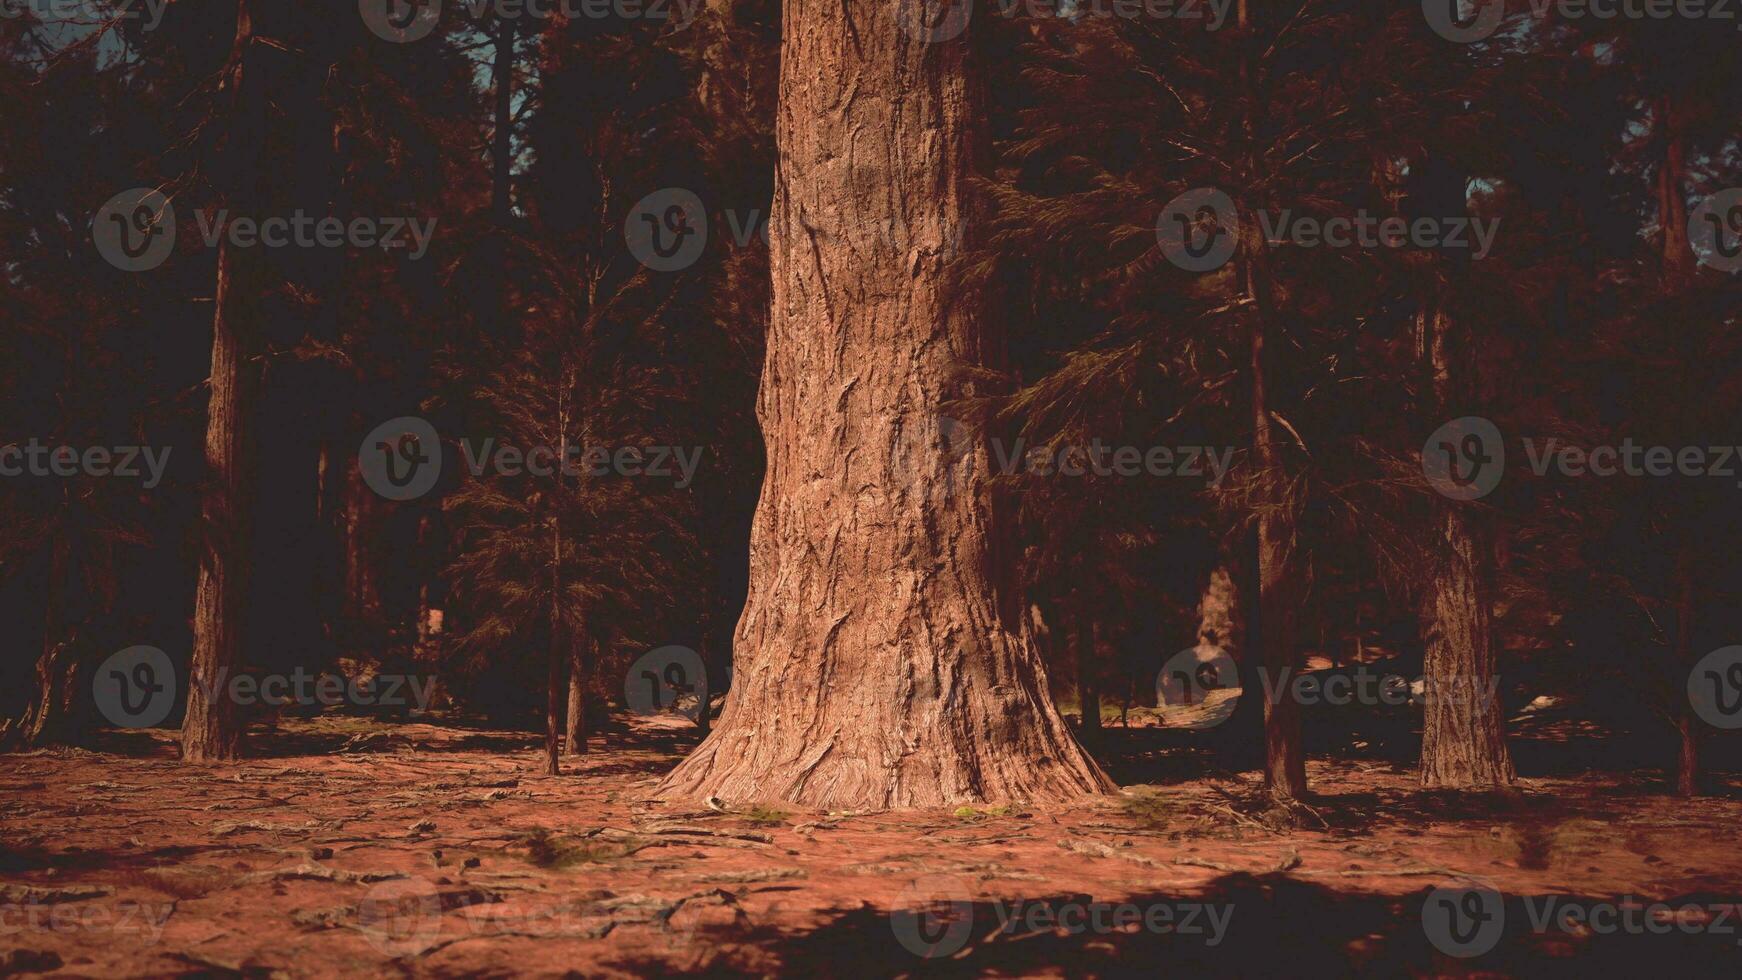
3 714 1741 978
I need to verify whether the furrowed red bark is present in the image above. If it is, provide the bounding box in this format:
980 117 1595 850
655 0 1112 810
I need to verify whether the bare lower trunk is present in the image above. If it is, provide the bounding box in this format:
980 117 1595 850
1235 0 1306 802
1246 232 1306 801
546 520 563 776
656 0 1110 810
1656 93 1694 289
1419 506 1516 788
183 235 253 763
566 634 587 755
11 622 83 748
1410 152 1515 790
1672 564 1700 796
183 3 257 764
9 545 84 748
693 634 712 737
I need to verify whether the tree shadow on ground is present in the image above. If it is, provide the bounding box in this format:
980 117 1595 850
615 873 1742 978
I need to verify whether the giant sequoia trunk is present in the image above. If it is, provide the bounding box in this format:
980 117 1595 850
656 0 1111 810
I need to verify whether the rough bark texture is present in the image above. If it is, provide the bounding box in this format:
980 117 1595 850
1418 506 1516 788
1417 300 1516 790
182 235 253 763
182 1 261 764
655 0 1112 810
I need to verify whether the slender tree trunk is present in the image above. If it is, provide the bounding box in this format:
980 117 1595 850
1656 94 1694 289
1248 311 1306 799
1653 94 1704 796
566 632 587 755
545 516 563 776
693 631 713 737
183 235 254 763
1232 0 1307 802
342 459 377 634
656 0 1111 810
1412 155 1516 790
1077 611 1101 742
182 2 259 764
491 16 515 221
1672 563 1700 796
